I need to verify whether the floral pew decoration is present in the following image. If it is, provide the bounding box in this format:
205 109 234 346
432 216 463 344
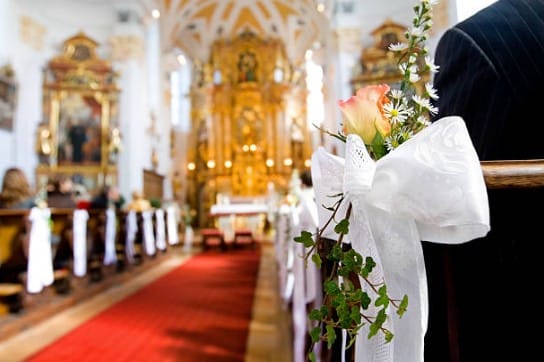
294 1 490 361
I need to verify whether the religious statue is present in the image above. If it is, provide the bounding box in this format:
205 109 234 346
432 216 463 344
36 121 52 164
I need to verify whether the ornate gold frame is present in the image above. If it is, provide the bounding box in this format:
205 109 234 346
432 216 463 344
36 32 119 193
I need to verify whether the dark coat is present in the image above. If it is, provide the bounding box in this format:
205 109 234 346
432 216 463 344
425 1 544 361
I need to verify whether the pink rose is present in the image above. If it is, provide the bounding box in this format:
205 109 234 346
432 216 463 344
338 84 391 145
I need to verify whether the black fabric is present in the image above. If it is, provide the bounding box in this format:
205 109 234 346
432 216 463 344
432 0 544 161
425 1 544 361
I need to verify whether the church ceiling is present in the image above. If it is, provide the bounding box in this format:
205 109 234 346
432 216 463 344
150 0 329 64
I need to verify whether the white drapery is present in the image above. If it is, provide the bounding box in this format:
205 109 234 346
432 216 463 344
73 209 89 277
103 208 117 265
155 209 166 251
26 207 54 293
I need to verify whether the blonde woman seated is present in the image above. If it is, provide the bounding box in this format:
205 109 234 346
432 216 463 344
0 167 37 209
126 190 151 212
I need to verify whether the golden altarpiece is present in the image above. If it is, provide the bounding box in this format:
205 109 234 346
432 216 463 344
351 19 407 91
351 19 428 93
186 31 312 226
36 32 120 193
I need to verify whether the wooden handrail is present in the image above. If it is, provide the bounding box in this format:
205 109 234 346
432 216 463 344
481 159 544 188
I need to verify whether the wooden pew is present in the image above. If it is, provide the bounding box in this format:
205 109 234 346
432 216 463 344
1 207 174 315
0 208 108 313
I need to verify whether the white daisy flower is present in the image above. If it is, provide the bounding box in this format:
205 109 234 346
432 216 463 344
425 83 439 99
425 56 439 73
389 42 408 52
410 26 423 37
409 72 421 83
384 102 411 124
390 89 403 99
417 115 431 126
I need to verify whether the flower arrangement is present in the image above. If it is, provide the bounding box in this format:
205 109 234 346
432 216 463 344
180 204 196 226
295 1 439 360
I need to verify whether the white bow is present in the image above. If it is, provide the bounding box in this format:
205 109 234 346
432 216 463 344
104 208 117 265
311 116 490 362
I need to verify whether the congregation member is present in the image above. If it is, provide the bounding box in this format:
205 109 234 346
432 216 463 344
46 175 77 208
0 167 37 209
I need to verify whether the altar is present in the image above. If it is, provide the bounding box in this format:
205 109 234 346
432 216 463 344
209 202 268 243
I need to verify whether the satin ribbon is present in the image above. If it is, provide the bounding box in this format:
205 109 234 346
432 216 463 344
311 116 490 362
103 208 117 265
155 209 166 251
125 211 137 264
73 209 89 277
142 210 156 256
166 206 179 245
26 207 54 293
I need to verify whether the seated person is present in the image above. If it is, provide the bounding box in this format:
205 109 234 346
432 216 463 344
90 185 123 210
0 167 37 209
0 167 36 283
47 175 76 208
125 190 151 212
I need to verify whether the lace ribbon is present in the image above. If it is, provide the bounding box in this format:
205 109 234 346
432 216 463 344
311 116 490 362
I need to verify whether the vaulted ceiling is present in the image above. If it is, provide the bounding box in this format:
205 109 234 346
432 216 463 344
151 0 329 64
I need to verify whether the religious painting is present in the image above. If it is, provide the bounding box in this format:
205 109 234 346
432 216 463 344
0 71 17 131
237 50 258 83
57 92 103 165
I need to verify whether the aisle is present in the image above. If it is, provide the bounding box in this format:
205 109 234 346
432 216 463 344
0 240 293 362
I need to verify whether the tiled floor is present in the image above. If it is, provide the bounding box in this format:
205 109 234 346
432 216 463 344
0 239 293 362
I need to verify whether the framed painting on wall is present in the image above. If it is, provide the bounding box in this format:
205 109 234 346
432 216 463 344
0 66 17 131
36 31 120 196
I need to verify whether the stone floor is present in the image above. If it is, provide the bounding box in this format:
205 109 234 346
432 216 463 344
0 238 293 362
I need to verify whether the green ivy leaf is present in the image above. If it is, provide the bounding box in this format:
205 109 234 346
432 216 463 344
311 253 322 268
337 265 349 277
326 324 336 348
368 323 379 339
360 291 371 310
375 295 390 308
294 230 315 248
360 256 376 277
384 330 394 343
375 309 387 325
320 305 329 319
308 351 316 362
334 218 350 235
310 327 322 343
328 244 343 261
397 295 409 318
309 309 322 321
324 280 340 295
350 305 361 325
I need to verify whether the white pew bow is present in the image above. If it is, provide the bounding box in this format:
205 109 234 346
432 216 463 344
73 209 89 277
27 207 54 293
311 116 490 362
103 208 117 265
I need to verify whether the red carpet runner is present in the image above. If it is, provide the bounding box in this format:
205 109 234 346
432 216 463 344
25 247 261 362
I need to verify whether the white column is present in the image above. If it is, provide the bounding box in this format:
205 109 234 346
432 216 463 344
0 0 15 175
112 4 148 200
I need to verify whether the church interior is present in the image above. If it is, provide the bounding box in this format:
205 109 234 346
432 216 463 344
0 0 502 361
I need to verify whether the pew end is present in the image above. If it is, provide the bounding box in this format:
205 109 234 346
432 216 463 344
0 283 24 315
